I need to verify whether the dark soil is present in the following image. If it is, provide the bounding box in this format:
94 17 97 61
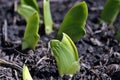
0 0 120 80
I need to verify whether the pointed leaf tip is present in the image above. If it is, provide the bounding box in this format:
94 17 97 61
23 65 33 80
21 0 40 14
56 1 88 42
101 0 120 23
17 5 37 21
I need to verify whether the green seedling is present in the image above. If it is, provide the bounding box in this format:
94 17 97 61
101 0 120 23
22 65 33 80
43 0 53 35
115 26 120 41
56 1 88 42
50 33 80 76
21 0 40 14
22 12 40 50
101 0 120 41
18 5 37 21
17 1 40 50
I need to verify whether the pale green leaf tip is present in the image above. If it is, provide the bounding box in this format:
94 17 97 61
23 65 33 80
20 0 40 14
17 5 38 22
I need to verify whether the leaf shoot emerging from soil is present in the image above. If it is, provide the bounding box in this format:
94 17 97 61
115 26 120 41
101 0 120 23
17 5 37 21
22 65 33 80
20 0 40 14
43 0 53 35
50 33 80 76
22 12 40 50
56 1 88 42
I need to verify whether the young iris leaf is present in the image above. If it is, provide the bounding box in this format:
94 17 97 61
20 0 40 14
17 5 37 21
22 12 40 50
43 0 53 35
50 33 80 76
17 1 40 50
22 65 33 80
101 0 120 23
56 1 88 42
115 26 120 41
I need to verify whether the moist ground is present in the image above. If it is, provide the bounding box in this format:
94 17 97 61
0 0 120 80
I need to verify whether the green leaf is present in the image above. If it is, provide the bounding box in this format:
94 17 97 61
43 0 53 35
56 1 88 42
101 0 120 23
20 0 40 14
50 33 80 76
22 65 33 80
17 5 37 21
22 12 40 50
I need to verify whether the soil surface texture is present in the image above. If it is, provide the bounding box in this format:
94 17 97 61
0 0 120 80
